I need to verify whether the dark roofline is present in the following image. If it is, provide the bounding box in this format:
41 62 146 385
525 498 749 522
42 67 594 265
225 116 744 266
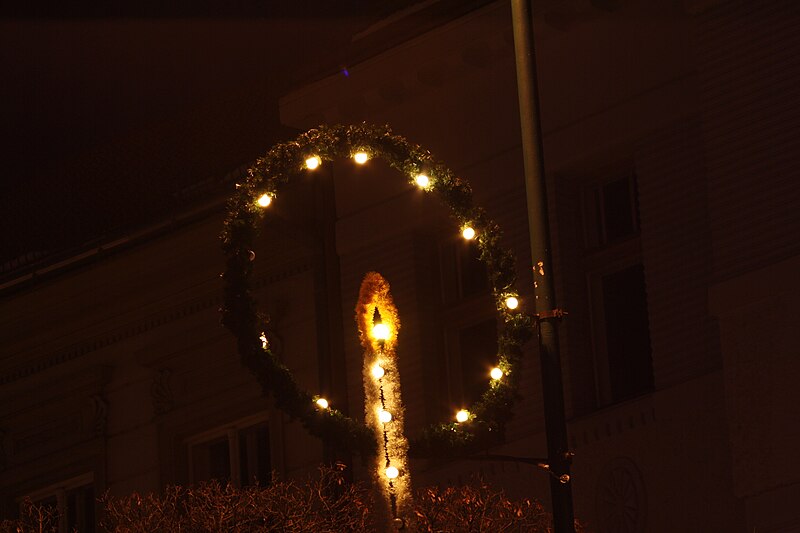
0 163 249 297
283 0 494 94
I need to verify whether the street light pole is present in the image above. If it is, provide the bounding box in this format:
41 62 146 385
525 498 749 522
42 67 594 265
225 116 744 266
510 1 576 532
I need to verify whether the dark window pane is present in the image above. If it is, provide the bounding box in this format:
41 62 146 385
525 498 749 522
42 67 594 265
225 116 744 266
439 242 460 304
239 423 271 486
29 497 57 530
208 440 230 482
67 485 95 533
83 486 96 533
602 264 654 402
459 241 488 298
459 320 497 404
67 491 76 528
602 178 635 242
256 425 270 484
192 437 230 483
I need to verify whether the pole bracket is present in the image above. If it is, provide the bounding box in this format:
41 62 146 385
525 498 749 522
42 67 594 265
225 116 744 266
536 308 568 320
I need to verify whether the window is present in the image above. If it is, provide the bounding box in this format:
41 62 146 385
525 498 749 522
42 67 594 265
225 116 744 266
600 264 653 402
439 239 489 304
457 319 498 405
22 474 95 533
582 171 654 406
583 173 641 248
438 234 497 408
191 435 231 483
188 418 271 487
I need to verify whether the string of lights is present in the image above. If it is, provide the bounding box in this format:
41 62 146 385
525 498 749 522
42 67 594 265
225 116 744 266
355 272 411 528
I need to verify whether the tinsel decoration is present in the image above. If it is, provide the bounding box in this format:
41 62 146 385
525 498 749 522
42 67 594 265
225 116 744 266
220 123 534 458
356 272 413 528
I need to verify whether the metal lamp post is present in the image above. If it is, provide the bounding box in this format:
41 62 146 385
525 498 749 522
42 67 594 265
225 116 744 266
510 0 576 531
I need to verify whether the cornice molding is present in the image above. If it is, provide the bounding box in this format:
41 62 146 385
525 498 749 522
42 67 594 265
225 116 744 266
0 262 312 386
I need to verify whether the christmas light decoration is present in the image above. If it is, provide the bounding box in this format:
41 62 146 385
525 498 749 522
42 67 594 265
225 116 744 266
372 323 390 341
372 364 386 379
415 174 430 188
356 272 412 527
221 124 534 462
490 367 504 380
315 398 329 409
353 151 369 164
456 409 470 423
305 155 321 170
462 226 476 240
505 296 519 310
256 193 272 207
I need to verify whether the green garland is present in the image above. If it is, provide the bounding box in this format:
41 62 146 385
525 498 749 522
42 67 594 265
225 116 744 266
221 124 534 458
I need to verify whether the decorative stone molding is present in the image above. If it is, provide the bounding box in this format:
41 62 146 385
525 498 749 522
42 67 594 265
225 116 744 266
89 395 108 438
0 264 310 385
569 401 656 450
151 368 174 416
595 457 647 533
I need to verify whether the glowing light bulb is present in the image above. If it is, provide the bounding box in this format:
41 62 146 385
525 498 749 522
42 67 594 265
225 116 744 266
456 409 470 423
505 296 519 310
386 466 399 479
490 367 503 380
305 156 321 170
372 323 390 341
371 364 385 379
316 398 329 409
379 410 393 423
415 174 430 188
462 227 476 240
353 152 369 164
256 193 272 207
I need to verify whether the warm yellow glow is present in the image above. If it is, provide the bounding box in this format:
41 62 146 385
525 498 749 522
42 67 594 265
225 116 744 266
305 155 321 170
353 152 369 164
505 296 519 310
372 323 390 341
456 409 470 423
357 272 412 520
415 174 430 188
462 226 476 240
315 398 329 409
490 367 504 380
256 193 272 207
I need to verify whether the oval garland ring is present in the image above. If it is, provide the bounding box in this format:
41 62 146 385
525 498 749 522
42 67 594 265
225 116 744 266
220 123 534 458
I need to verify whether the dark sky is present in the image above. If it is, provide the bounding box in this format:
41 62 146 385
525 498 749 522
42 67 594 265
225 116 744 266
0 2 426 268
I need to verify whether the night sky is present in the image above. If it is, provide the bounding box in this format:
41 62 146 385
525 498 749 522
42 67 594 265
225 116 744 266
0 2 433 269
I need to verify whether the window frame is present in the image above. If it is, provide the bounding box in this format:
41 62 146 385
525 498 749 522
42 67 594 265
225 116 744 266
185 412 271 488
585 248 650 405
437 232 497 408
579 166 653 407
19 472 95 533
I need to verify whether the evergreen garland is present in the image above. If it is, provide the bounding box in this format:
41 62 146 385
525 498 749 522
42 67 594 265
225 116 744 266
220 124 534 458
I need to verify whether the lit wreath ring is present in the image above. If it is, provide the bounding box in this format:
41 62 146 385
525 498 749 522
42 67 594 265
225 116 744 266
220 124 534 457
